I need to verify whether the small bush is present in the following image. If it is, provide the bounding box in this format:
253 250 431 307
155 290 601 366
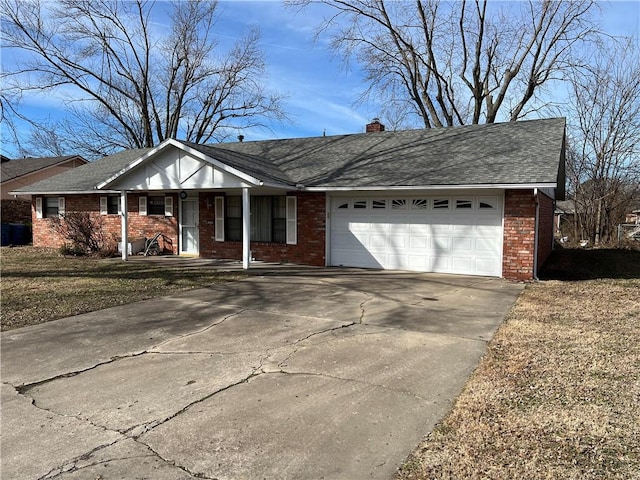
51 211 106 254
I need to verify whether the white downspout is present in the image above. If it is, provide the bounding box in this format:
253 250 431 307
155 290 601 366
242 187 250 269
533 188 539 281
120 190 128 261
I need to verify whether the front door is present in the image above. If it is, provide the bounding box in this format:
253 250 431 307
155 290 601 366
180 197 199 255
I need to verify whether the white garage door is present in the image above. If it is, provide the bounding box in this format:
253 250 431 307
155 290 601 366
329 195 503 276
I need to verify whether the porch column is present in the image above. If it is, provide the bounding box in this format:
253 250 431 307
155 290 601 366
120 190 128 261
242 187 250 269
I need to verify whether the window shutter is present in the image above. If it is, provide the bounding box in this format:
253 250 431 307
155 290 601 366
214 196 225 241
35 197 43 219
58 197 65 216
139 196 147 216
286 196 297 245
100 197 108 215
164 196 173 216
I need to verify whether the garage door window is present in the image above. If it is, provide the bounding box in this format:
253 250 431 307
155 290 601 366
479 197 498 209
455 199 473 209
391 199 407 210
353 200 367 209
372 199 386 209
411 199 428 210
433 199 450 209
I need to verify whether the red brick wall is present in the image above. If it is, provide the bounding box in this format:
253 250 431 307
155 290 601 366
503 190 536 281
503 189 556 281
537 191 555 271
1 199 32 224
198 191 326 266
31 194 178 254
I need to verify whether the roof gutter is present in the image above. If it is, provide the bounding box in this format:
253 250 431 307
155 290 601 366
304 183 558 192
9 189 122 196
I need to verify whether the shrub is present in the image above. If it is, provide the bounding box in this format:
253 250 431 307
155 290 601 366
51 211 106 254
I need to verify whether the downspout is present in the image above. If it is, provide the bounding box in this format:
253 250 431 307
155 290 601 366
533 188 539 281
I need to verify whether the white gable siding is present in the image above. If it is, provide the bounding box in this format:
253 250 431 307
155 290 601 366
108 146 252 190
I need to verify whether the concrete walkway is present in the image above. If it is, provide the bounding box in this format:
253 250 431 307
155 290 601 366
1 268 524 479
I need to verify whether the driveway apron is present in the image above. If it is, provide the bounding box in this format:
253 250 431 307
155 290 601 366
1 269 524 479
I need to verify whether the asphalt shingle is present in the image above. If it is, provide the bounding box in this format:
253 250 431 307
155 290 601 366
13 118 565 193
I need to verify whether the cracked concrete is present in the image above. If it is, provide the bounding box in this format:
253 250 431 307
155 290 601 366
1 268 523 479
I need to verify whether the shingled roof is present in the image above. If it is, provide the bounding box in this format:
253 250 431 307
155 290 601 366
1 155 87 183
14 118 565 194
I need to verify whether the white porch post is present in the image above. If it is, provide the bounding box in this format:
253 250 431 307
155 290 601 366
242 187 250 269
120 190 128 261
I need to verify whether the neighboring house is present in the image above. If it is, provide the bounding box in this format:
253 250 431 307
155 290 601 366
1 154 88 224
14 118 566 281
555 199 578 241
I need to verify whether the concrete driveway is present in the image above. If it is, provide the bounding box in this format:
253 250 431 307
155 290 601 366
1 268 523 480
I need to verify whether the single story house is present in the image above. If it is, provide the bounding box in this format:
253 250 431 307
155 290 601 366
14 118 566 281
1 154 87 224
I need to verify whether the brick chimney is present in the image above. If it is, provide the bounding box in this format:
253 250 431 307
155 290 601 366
365 118 385 133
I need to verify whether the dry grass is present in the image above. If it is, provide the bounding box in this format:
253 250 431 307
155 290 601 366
0 246 239 331
396 249 640 480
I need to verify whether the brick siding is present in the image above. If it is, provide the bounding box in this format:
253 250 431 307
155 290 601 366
198 191 326 266
1 199 32 224
502 189 555 281
502 190 536 280
31 194 178 254
536 191 555 271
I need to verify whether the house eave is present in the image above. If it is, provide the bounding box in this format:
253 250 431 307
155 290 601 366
304 183 558 192
10 189 121 196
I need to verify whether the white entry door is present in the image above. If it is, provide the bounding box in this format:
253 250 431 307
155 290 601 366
180 197 199 255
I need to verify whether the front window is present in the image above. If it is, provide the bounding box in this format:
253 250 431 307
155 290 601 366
45 197 59 218
148 195 165 215
107 196 120 214
225 195 287 243
225 196 242 242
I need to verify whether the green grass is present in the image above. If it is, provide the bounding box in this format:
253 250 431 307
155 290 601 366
1 247 240 331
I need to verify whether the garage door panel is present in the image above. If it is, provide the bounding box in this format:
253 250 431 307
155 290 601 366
409 236 429 248
452 236 474 252
330 195 503 276
476 258 499 275
476 237 500 252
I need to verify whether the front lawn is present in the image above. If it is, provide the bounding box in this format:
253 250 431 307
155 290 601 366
396 248 640 479
0 247 239 331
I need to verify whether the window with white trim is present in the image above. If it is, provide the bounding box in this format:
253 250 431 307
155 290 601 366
225 195 290 244
101 196 121 215
478 197 498 210
433 198 450 209
147 195 165 215
455 199 473 209
411 198 428 210
391 199 407 210
45 197 61 218
353 199 367 209
372 199 387 209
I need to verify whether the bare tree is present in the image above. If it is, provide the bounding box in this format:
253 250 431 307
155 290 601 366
290 0 597 127
565 37 640 246
1 0 286 157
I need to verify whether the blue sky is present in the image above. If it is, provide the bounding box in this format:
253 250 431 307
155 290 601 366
2 0 639 157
